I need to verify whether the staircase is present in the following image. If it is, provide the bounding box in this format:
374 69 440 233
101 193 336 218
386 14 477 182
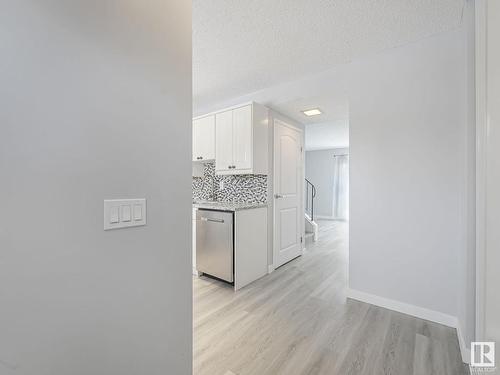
305 179 318 242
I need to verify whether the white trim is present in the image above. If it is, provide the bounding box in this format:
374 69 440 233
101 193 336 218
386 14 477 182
456 323 471 364
347 288 472 364
267 264 274 274
475 0 487 342
346 288 458 328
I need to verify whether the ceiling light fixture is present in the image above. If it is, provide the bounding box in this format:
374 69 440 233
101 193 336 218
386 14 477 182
302 108 322 116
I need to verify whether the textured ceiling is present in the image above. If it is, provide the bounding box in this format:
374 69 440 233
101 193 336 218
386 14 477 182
193 0 465 109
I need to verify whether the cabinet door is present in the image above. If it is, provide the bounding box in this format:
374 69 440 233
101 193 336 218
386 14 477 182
215 110 233 172
192 115 215 161
232 105 253 171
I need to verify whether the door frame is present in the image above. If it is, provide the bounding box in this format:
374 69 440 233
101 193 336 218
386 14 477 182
272 118 305 270
475 0 486 343
475 0 500 344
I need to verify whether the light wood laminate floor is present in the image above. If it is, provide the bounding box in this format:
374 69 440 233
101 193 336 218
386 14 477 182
193 220 469 375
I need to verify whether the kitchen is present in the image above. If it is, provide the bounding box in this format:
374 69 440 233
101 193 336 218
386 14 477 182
192 101 305 290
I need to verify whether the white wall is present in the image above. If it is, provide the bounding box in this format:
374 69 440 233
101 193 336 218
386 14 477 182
305 148 349 218
0 2 192 375
349 29 468 322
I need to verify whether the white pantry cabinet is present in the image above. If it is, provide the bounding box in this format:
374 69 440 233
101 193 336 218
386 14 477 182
192 115 215 162
215 103 269 175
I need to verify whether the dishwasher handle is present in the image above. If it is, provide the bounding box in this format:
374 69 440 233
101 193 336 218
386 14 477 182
200 217 225 223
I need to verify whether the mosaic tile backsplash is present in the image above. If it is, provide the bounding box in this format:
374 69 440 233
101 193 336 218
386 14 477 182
193 162 267 204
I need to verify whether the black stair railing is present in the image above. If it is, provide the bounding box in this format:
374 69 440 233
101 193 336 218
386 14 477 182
305 178 316 221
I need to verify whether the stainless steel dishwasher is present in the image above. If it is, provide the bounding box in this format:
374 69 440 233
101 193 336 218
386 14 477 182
196 209 234 283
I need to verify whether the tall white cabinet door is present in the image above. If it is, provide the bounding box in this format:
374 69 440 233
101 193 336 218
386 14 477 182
192 115 215 161
232 105 253 171
215 110 233 172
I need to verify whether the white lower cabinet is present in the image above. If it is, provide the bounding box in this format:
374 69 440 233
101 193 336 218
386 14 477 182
234 207 268 290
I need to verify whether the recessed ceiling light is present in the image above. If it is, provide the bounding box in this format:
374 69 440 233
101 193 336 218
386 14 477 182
302 108 322 116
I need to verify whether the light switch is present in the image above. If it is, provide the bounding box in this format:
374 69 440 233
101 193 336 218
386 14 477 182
121 205 131 222
133 204 142 221
104 199 146 230
110 206 120 224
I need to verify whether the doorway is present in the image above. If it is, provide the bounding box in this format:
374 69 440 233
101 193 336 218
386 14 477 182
303 118 349 251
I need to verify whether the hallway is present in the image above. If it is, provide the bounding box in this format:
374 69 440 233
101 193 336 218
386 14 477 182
193 220 467 375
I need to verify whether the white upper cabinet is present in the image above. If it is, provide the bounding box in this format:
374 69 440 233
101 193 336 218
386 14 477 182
215 110 233 172
232 105 252 171
192 115 215 162
194 102 268 175
214 103 269 175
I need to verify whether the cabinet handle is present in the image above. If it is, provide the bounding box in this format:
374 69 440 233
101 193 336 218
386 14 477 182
232 165 236 169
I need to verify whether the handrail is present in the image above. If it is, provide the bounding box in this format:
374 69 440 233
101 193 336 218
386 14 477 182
305 178 316 221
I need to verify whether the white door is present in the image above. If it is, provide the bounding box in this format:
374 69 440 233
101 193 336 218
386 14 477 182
192 115 215 161
215 110 233 172
232 105 253 171
274 119 303 268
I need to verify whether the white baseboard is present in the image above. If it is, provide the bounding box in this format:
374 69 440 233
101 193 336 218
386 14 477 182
346 288 458 328
347 288 471 365
456 323 471 364
268 264 274 274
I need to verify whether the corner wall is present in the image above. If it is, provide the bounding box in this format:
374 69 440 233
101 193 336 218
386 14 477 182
0 2 192 374
349 29 468 327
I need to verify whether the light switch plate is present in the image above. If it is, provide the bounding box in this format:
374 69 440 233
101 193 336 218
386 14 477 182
104 199 146 230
